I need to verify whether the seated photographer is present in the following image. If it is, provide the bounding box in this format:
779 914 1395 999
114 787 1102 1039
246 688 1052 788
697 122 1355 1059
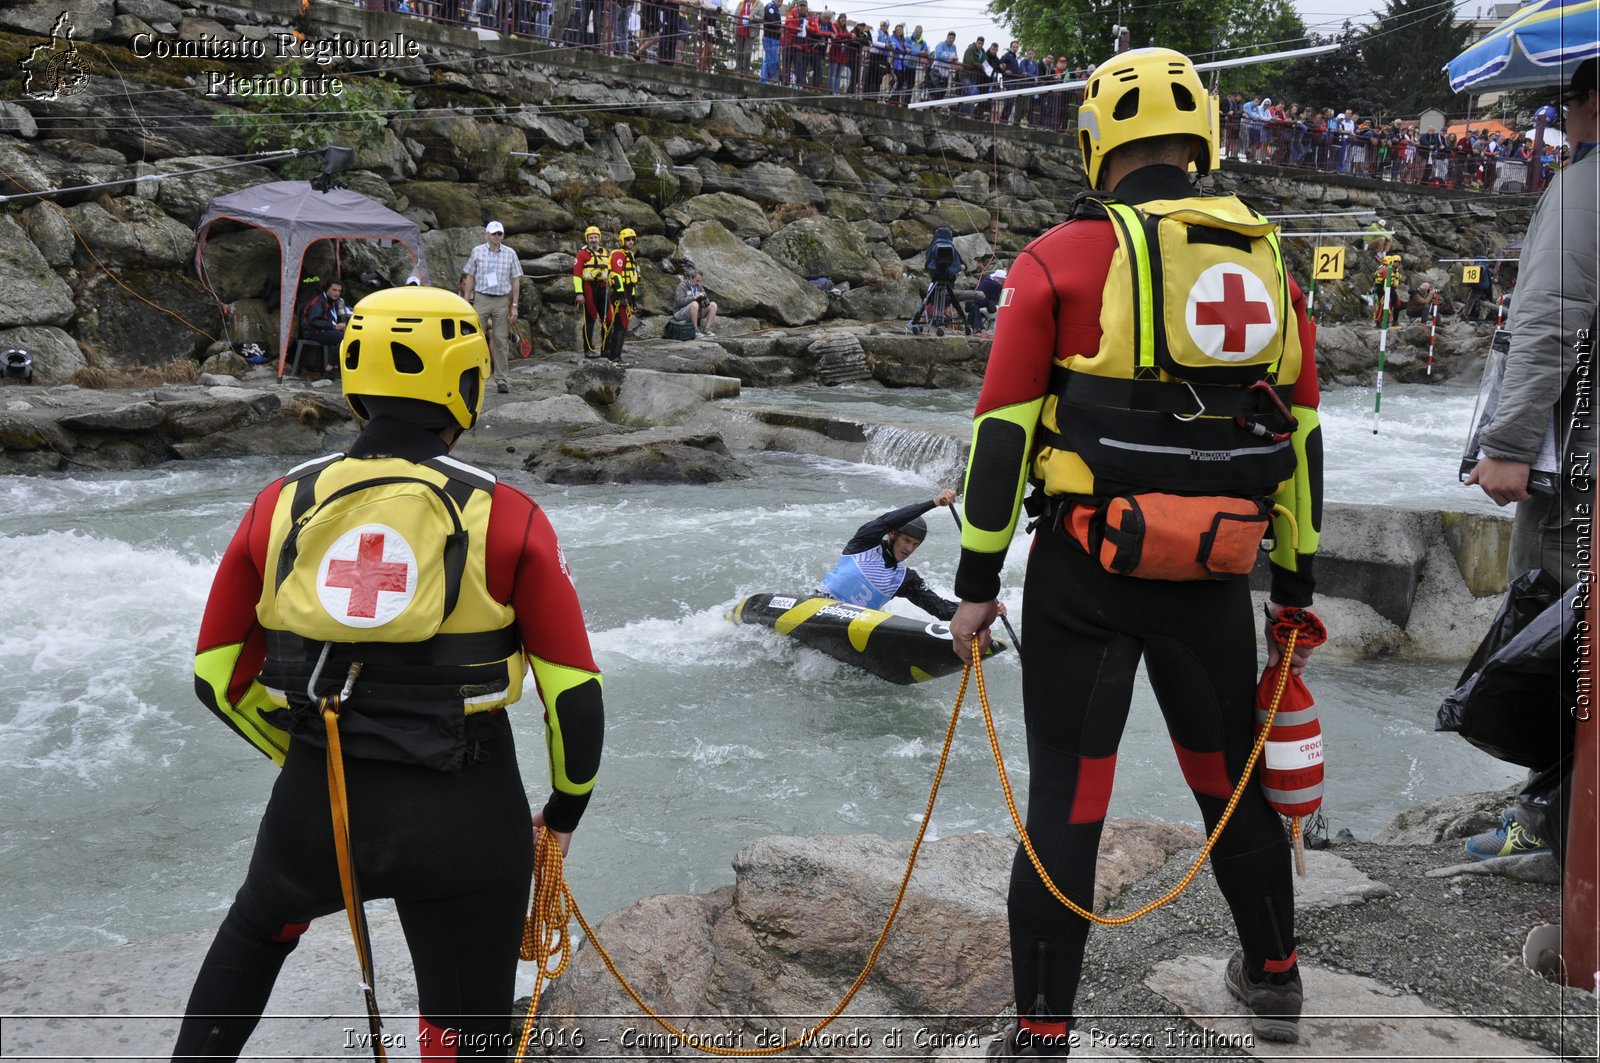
672 269 719 338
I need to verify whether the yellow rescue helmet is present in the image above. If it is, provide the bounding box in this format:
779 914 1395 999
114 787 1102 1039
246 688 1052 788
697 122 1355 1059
618 227 638 241
339 287 491 432
1077 47 1213 190
584 225 602 240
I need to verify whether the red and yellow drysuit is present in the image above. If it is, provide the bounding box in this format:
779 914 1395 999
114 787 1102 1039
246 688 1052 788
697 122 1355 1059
178 416 603 1061
953 165 1322 1040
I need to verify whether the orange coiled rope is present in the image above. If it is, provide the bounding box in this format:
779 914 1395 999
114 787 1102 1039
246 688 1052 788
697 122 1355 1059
972 629 1297 925
512 630 1296 1056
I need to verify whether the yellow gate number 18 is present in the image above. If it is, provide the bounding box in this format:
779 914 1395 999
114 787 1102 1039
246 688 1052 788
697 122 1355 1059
1313 246 1345 280
1462 265 1482 284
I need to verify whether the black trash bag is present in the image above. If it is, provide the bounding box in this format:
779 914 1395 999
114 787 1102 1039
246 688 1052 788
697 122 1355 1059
1516 752 1573 863
1436 568 1580 768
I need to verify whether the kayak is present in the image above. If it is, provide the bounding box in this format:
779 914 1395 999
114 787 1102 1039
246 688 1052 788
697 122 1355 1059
727 592 1006 684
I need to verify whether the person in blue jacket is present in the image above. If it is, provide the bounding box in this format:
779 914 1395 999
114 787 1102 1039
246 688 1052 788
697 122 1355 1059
817 489 975 620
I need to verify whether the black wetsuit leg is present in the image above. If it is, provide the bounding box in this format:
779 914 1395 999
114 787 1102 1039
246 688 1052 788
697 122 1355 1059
172 715 534 1062
1007 530 1294 1025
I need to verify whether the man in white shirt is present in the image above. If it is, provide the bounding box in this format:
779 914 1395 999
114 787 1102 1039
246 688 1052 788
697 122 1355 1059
459 220 523 395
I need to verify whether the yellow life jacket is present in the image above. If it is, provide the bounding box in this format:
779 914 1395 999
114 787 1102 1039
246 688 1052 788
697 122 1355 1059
1036 194 1304 499
576 245 611 290
255 453 523 772
608 249 639 293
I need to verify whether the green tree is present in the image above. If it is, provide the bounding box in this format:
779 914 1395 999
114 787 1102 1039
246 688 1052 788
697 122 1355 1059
217 65 410 174
987 0 1307 73
1275 25 1386 115
1359 0 1473 117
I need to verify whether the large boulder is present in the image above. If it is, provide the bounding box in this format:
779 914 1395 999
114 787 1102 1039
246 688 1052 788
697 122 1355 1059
405 116 528 187
677 222 828 327
0 142 55 201
353 129 417 183
154 156 276 228
66 197 196 270
482 192 577 235
762 217 883 286
2 0 112 37
196 228 282 303
538 825 1200 1052
72 269 217 366
627 136 680 207
523 425 749 484
731 161 827 209
22 201 75 268
0 216 74 327
401 181 495 231
583 198 665 237
922 199 992 234
839 277 922 324
0 325 86 384
665 192 772 240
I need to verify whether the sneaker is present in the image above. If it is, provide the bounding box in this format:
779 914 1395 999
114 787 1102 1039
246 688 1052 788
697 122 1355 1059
985 1023 1069 1058
699 329 717 338
497 381 509 394
1464 811 1550 861
1224 950 1302 1044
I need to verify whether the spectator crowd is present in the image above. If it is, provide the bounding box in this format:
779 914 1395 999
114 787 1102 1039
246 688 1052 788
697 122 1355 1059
369 0 1082 129
1221 93 1572 192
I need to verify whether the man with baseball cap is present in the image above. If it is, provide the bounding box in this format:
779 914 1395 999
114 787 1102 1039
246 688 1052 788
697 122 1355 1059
459 220 523 394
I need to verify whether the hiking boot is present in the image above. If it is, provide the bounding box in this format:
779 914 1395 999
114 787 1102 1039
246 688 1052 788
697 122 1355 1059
1464 811 1550 861
496 381 509 394
985 1023 1070 1058
1224 950 1302 1044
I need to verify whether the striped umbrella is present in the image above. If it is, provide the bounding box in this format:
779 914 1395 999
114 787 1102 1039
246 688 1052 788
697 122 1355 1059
1448 0 1600 92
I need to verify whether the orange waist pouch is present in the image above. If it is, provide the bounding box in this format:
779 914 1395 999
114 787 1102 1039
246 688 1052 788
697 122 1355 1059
1065 493 1270 581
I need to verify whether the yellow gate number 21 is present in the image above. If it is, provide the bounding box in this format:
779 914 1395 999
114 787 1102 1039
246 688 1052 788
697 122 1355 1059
1313 246 1345 280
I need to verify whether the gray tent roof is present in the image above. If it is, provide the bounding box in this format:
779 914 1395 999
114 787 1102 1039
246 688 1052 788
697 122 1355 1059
194 181 428 375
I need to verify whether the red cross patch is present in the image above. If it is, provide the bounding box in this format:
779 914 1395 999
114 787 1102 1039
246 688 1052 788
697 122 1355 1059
1185 265 1276 362
316 524 417 628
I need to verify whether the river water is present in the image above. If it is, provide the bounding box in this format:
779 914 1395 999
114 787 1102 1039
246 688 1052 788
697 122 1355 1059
0 379 1520 965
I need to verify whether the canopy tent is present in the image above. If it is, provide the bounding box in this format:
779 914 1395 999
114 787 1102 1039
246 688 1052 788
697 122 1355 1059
194 182 428 378
1447 0 1600 92
1444 118 1518 140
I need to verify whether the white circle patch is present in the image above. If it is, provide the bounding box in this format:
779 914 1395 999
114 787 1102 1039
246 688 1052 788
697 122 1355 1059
1185 264 1277 362
316 523 417 628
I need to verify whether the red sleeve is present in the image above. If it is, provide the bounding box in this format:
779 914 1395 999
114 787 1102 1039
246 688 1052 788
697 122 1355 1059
975 220 1118 418
486 486 599 673
1287 275 1320 409
195 479 282 707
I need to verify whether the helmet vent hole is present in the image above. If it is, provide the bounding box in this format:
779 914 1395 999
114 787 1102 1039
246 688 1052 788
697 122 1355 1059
390 342 425 375
441 318 456 340
1172 83 1196 111
345 339 360 369
1112 88 1139 120
461 319 478 335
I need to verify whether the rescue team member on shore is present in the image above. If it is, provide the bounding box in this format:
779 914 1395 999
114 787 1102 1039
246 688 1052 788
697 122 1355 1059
171 288 604 1062
817 488 984 622
602 228 641 363
572 225 610 356
947 49 1323 1056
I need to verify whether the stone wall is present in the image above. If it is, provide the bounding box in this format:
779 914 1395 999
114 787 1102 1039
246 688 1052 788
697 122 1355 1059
0 0 1532 382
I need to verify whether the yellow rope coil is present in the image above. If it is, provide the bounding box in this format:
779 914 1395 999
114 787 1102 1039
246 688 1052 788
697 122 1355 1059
512 629 1298 1057
974 628 1297 925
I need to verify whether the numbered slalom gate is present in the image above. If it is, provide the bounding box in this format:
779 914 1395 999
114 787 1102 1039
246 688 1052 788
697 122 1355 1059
509 634 1307 1060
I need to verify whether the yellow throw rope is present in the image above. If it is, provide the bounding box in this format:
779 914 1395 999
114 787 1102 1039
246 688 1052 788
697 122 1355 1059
512 629 1298 1056
321 694 390 1063
973 629 1298 925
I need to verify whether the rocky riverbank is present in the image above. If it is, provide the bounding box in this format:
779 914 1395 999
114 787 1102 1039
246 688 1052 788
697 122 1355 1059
0 790 1592 1061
